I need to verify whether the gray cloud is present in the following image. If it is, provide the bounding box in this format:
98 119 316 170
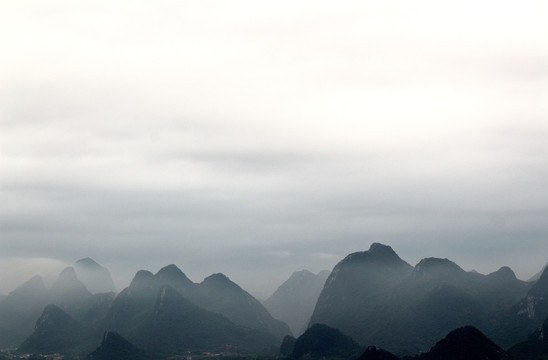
1 1 548 296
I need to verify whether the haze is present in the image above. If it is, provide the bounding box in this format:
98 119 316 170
1 1 547 297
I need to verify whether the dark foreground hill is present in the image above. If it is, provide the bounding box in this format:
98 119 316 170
88 331 149 360
286 324 361 360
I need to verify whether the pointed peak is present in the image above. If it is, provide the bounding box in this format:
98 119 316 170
341 243 407 267
369 242 395 254
57 266 78 280
129 270 154 289
156 264 186 278
412 257 465 280
74 257 101 268
203 273 231 283
488 266 517 281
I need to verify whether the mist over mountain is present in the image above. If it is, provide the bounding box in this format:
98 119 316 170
73 258 117 294
0 275 49 348
265 270 330 336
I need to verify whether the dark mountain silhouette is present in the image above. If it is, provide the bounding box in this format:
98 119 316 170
280 335 297 356
357 346 400 360
265 269 329 336
73 258 117 294
414 326 512 360
106 266 289 355
18 304 97 355
88 331 148 360
508 316 548 359
0 275 49 348
309 243 530 355
131 285 279 355
309 243 413 351
49 267 92 317
486 265 548 348
288 323 361 360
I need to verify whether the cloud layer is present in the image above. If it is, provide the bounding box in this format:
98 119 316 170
1 1 548 296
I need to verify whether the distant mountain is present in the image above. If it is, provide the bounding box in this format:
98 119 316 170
18 304 97 355
0 275 49 348
508 316 548 359
196 272 291 340
88 331 148 360
74 258 117 294
414 326 512 360
49 267 92 317
265 269 330 336
309 243 531 355
529 263 548 282
288 323 361 360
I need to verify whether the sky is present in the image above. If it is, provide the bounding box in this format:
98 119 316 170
1 1 548 298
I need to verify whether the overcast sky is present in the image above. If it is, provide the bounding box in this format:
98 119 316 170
1 1 548 298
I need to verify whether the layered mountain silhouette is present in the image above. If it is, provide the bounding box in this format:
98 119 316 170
265 269 330 336
0 275 49 348
0 259 117 351
73 258 117 294
18 304 96 355
309 243 533 355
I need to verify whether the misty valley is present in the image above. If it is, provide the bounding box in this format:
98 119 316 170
1 243 548 360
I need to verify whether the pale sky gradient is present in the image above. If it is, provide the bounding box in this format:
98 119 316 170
1 1 548 297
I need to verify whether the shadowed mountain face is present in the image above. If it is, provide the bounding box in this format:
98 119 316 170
197 273 291 339
88 331 148 360
309 243 532 355
0 275 49 348
74 258 117 294
288 324 361 360
17 304 97 355
508 315 548 359
131 286 280 354
415 326 512 360
106 265 290 356
265 270 330 336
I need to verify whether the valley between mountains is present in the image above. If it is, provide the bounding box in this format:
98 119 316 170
1 243 548 360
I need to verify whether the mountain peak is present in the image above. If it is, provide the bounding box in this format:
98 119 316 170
74 257 100 268
528 265 548 297
412 257 464 280
418 326 512 360
155 264 188 280
129 270 154 290
341 243 407 267
487 266 517 281
203 273 232 284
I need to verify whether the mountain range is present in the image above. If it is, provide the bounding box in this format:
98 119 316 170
309 243 545 355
